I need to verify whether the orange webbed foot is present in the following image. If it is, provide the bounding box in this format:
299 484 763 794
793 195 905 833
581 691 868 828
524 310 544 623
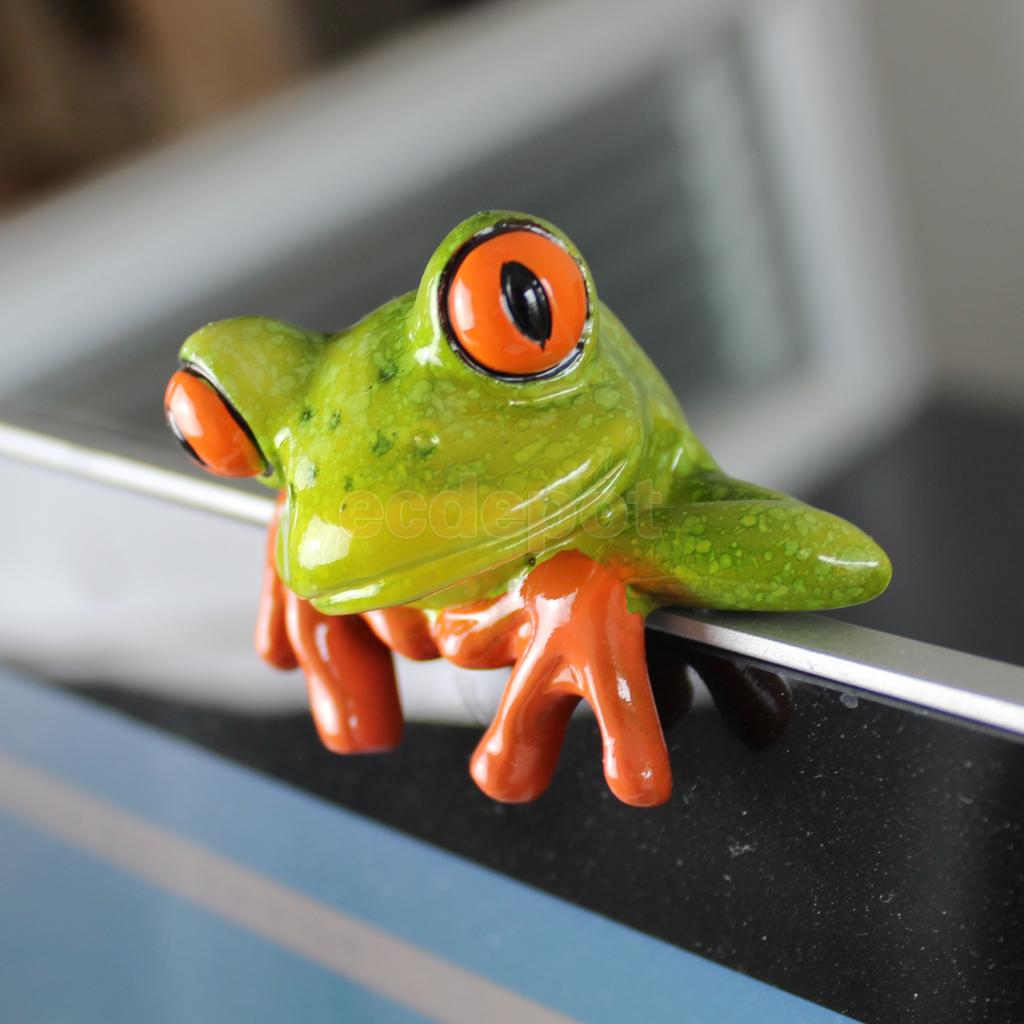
434 587 529 669
362 607 440 662
255 493 403 754
283 593 404 754
468 550 672 807
254 495 297 671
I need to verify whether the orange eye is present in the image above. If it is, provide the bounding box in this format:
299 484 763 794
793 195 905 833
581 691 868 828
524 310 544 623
164 368 266 478
444 227 588 378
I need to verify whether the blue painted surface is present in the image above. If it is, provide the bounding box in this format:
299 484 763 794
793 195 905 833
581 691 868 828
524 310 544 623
0 811 429 1024
0 669 855 1023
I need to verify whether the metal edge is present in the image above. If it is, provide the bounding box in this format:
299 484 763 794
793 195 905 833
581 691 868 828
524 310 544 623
0 421 273 527
650 608 1024 736
7 417 1024 737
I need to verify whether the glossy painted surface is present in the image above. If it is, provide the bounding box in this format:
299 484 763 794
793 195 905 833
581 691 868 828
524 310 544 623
168 211 891 805
469 550 670 806
256 496 403 754
164 368 265 478
446 226 588 377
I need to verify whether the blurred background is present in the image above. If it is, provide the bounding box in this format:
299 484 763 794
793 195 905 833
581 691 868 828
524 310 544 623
0 0 1022 715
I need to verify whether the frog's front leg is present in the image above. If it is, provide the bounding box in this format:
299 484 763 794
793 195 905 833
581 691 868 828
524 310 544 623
467 551 671 807
283 595 404 753
255 494 404 753
633 472 892 610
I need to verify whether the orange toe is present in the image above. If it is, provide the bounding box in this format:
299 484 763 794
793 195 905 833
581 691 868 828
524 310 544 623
284 592 404 754
469 551 671 807
362 607 440 661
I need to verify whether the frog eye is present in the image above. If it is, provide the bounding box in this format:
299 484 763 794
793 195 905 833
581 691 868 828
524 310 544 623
164 367 266 478
443 226 588 379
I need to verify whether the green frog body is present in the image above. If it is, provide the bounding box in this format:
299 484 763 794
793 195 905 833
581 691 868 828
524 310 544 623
166 211 890 806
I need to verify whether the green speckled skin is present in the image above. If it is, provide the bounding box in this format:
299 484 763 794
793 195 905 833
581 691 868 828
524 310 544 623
179 211 891 617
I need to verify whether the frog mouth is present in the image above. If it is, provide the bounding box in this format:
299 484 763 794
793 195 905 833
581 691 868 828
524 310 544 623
164 364 268 478
308 455 635 614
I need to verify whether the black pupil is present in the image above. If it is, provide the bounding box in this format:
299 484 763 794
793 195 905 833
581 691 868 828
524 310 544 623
501 261 551 347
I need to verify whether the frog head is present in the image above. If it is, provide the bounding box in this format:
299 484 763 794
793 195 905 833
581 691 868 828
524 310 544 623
164 211 687 612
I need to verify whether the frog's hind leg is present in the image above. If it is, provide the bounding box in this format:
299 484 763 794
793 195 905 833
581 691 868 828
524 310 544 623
254 492 403 754
469 550 671 807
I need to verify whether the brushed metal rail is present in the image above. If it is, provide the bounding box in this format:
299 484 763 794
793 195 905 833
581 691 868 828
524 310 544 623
649 609 1024 737
0 420 273 527
5 416 1024 737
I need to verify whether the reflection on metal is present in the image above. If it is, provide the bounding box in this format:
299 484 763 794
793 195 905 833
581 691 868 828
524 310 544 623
0 421 272 526
651 609 1024 738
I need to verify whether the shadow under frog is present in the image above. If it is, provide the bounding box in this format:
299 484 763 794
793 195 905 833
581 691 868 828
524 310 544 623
165 211 890 807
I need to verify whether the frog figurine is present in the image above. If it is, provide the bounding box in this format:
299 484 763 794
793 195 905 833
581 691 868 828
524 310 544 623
164 211 890 807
